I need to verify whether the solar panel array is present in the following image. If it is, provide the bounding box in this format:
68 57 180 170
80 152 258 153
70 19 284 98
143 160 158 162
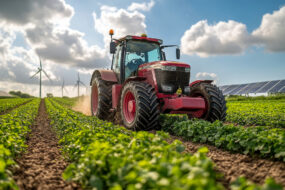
219 79 285 95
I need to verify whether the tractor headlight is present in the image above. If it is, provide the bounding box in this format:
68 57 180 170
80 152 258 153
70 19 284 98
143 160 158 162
185 67 190 72
161 65 176 71
184 86 190 94
161 84 173 93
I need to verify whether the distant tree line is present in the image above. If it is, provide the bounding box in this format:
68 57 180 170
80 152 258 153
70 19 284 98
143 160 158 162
9 91 34 98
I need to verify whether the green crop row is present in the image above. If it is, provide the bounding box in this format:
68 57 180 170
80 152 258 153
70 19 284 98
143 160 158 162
160 115 285 162
46 98 225 190
52 97 77 108
0 98 31 113
226 100 285 128
0 99 40 189
47 98 282 190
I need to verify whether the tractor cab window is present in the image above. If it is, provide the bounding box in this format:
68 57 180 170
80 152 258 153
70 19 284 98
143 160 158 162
125 40 162 79
113 45 122 74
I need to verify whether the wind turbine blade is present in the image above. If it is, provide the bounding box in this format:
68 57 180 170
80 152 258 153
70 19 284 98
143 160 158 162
42 70 52 82
79 81 86 87
30 69 40 78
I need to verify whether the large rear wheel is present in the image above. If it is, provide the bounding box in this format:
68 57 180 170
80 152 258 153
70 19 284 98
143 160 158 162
120 82 159 130
189 83 227 122
91 75 113 120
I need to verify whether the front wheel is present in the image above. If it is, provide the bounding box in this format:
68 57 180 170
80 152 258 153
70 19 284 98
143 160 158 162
189 83 227 122
120 82 159 130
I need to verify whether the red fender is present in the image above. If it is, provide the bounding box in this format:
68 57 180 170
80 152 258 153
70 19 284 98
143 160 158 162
90 70 118 85
190 80 213 87
123 76 146 85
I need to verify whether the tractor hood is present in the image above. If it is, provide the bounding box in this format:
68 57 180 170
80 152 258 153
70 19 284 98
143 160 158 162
138 61 190 70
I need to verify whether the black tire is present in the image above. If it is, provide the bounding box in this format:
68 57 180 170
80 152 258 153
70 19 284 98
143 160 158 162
91 75 113 120
120 81 159 130
189 83 227 122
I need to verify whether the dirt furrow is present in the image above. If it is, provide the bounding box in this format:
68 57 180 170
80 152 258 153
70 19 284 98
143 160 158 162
168 135 285 189
13 100 79 190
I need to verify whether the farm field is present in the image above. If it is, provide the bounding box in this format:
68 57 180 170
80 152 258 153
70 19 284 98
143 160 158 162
226 99 285 128
0 96 284 189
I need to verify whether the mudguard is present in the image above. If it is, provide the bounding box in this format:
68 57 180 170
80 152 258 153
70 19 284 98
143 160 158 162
90 70 118 85
190 80 213 87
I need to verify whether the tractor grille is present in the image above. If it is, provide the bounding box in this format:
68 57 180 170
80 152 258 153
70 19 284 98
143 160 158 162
155 68 190 94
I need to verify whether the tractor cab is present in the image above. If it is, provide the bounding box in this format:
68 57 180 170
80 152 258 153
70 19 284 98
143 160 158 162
110 34 181 84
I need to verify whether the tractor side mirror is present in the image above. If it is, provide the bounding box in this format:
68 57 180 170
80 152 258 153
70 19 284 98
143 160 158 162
176 48 180 59
110 42 116 54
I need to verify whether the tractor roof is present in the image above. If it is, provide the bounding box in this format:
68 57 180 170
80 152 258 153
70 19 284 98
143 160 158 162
116 35 163 44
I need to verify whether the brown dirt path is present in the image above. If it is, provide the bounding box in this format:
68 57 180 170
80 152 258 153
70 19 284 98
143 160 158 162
168 135 285 189
13 99 80 190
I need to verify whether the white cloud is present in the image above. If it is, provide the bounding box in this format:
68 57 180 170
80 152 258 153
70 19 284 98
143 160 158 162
181 20 251 57
25 25 109 69
252 6 285 52
181 6 285 57
195 72 218 84
93 6 147 47
127 0 155 12
0 0 111 92
0 0 74 27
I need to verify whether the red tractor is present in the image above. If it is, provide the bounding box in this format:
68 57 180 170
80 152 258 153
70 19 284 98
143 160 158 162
90 30 226 130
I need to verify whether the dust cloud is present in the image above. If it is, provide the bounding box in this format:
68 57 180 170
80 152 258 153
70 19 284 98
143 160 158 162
72 95 91 116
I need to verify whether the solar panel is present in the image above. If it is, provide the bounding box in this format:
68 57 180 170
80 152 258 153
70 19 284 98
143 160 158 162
229 84 247 95
256 80 279 93
268 80 285 93
223 85 240 95
247 82 268 94
238 83 258 94
279 86 285 93
219 85 229 91
218 79 285 95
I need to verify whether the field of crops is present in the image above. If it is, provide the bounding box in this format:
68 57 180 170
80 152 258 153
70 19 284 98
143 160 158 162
226 100 285 128
0 96 284 189
0 98 30 114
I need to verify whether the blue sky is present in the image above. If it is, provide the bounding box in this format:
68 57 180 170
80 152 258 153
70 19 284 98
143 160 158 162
68 0 285 85
0 0 285 96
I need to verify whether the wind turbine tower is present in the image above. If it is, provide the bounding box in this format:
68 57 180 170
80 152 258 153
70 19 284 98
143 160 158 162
75 73 86 97
30 58 51 98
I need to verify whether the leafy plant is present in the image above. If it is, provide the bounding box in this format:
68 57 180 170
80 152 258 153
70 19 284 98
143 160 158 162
0 99 40 189
0 98 31 113
46 98 224 189
160 115 285 161
226 100 285 128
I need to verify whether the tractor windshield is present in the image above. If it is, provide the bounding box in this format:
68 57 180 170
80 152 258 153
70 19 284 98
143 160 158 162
125 40 162 78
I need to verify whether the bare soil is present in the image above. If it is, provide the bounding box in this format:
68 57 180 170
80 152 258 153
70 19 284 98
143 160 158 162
13 100 80 190
168 135 285 189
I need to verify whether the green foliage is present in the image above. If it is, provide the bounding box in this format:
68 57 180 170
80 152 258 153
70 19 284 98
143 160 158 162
9 91 34 98
160 115 285 162
52 97 78 108
46 98 224 190
231 177 282 190
0 99 40 189
226 100 285 128
0 98 31 113
226 94 285 101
